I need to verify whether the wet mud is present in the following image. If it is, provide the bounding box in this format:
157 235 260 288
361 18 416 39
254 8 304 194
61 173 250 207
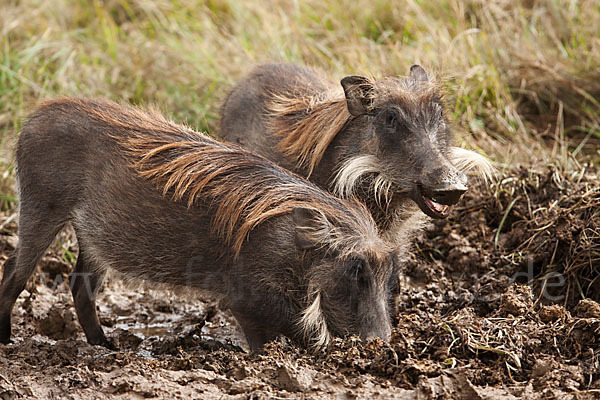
0 166 598 399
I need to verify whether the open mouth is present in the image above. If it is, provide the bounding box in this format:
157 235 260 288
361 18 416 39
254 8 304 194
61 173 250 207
422 196 452 218
412 187 456 219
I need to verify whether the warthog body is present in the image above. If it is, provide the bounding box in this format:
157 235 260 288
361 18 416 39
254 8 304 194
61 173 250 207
221 63 492 245
0 98 397 351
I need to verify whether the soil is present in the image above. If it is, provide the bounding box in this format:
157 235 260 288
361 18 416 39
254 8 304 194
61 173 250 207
0 166 599 399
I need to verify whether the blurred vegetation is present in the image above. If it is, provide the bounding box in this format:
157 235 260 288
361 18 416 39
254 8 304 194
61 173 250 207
0 0 598 209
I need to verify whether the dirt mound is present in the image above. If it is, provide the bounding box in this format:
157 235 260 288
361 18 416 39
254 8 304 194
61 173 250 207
0 166 599 399
417 165 600 307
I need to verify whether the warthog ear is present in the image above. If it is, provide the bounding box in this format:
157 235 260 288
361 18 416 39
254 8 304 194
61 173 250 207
292 207 331 250
409 64 429 82
341 75 373 116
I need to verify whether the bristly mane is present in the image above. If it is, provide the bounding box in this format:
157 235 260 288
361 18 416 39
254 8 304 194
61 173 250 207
268 89 350 176
57 99 377 257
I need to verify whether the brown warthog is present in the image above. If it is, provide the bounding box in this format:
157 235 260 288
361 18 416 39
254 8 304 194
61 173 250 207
0 98 397 351
220 63 492 245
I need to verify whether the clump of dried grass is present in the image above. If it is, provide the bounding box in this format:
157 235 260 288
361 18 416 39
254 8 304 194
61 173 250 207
418 162 599 309
488 166 600 306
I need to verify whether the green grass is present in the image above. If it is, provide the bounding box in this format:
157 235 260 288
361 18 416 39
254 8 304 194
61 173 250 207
1 0 598 208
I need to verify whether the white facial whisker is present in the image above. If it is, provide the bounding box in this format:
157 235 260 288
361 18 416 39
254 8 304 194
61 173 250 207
299 291 331 349
449 147 495 183
333 155 393 207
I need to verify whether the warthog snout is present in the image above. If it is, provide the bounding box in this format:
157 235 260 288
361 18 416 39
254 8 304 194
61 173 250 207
414 160 469 219
360 313 392 343
429 182 468 205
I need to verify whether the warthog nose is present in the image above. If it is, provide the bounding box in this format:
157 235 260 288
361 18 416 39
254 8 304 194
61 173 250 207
362 324 392 343
367 332 390 341
363 330 391 343
430 183 468 205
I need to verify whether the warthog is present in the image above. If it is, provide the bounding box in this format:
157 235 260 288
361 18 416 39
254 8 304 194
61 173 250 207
0 98 397 351
221 63 492 245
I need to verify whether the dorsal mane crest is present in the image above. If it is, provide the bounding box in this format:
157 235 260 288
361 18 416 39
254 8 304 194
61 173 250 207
267 88 349 176
93 100 379 257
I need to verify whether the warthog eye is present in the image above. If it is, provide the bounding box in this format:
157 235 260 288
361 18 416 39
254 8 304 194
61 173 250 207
382 110 396 128
433 104 445 122
387 272 399 295
346 257 369 287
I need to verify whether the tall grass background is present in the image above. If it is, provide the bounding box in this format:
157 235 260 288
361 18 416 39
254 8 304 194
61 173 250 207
1 0 598 209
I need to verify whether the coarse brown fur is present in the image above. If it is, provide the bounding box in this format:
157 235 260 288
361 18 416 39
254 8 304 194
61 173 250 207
0 98 397 352
269 90 349 176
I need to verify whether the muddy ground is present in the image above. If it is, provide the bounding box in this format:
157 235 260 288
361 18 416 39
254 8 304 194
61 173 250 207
0 166 599 399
